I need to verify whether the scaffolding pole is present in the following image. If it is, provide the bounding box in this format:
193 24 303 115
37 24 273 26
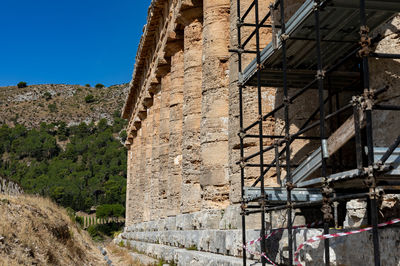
232 0 400 265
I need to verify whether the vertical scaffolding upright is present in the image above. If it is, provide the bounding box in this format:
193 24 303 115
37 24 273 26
231 0 400 265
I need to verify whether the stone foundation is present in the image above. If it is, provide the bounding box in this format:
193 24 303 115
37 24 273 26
117 209 400 265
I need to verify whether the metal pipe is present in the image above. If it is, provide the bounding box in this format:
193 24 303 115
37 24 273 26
378 135 400 165
275 143 282 186
242 0 281 48
354 105 364 170
229 48 258 54
255 1 267 264
314 5 331 265
262 192 371 212
245 163 299 168
241 1 255 21
360 0 380 264
239 145 275 164
369 52 400 59
279 0 293 264
243 47 360 133
244 134 321 140
251 91 348 187
373 104 400 111
291 103 353 139
236 0 247 264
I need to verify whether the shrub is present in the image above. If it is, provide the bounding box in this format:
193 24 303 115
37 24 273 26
84 94 95 103
17 81 27 88
76 216 84 226
58 134 68 141
43 92 52 101
119 130 127 142
48 103 57 113
87 225 100 238
96 204 125 219
113 110 121 118
95 83 105 89
85 84 91 87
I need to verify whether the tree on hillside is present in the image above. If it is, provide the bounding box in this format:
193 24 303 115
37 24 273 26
17 81 27 88
84 94 95 103
0 119 127 213
95 84 105 89
96 204 125 221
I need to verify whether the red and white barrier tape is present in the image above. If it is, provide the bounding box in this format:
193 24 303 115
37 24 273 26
243 221 323 265
294 218 400 266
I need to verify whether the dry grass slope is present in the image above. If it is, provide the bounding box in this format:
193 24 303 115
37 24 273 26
0 84 128 128
0 194 104 266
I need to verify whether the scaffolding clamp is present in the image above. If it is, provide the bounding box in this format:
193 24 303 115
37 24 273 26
316 70 326 80
368 187 383 200
364 166 376 187
351 95 362 107
322 186 333 196
286 182 295 191
321 203 333 221
312 1 321 11
283 96 292 105
240 202 247 211
239 131 246 139
363 89 374 111
358 26 372 57
280 34 289 42
236 17 244 28
274 139 282 147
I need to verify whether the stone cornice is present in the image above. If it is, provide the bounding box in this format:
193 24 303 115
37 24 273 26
123 0 204 146
122 0 170 120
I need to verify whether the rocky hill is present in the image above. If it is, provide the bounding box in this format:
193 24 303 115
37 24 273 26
0 84 129 128
0 193 104 265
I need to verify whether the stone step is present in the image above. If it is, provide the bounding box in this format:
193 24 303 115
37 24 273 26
120 229 262 258
116 239 260 266
129 252 158 265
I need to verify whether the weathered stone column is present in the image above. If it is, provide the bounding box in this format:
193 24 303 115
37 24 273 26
125 146 134 226
181 14 203 213
150 86 162 220
158 73 171 218
143 104 154 221
138 111 150 221
201 0 230 209
167 47 184 216
135 126 145 222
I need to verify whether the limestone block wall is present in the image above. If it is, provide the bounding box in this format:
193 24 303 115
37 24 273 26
123 0 232 223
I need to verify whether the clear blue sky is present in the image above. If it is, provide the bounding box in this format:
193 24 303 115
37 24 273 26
0 0 152 87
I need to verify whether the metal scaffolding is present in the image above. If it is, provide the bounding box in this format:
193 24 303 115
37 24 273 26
231 0 400 265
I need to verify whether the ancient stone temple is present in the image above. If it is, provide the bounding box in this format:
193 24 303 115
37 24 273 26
119 0 400 265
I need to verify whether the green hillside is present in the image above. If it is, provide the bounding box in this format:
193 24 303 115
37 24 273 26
0 116 128 213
